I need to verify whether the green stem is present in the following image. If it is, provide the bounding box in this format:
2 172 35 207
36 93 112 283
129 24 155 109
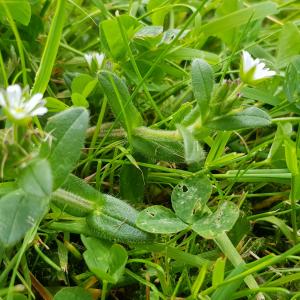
33 244 61 272
214 233 259 289
133 126 181 142
51 189 95 216
101 280 108 300
0 50 8 87
290 175 299 244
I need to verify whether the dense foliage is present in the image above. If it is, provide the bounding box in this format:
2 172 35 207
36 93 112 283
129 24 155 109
0 0 300 299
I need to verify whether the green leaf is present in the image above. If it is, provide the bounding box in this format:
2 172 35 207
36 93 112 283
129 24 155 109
277 23 300 68
136 205 188 234
192 202 239 239
40 107 89 190
54 287 93 300
45 97 69 112
241 86 280 106
212 257 226 287
0 190 48 247
61 174 104 205
134 25 163 48
120 164 147 204
171 175 212 224
166 47 220 65
201 2 278 37
177 125 206 166
86 211 154 244
82 236 127 284
284 55 300 104
0 0 31 25
147 0 168 25
99 71 143 135
31 0 66 94
18 159 52 198
211 263 246 300
132 135 184 163
206 107 271 131
71 93 89 108
71 74 98 98
191 58 214 120
100 15 140 60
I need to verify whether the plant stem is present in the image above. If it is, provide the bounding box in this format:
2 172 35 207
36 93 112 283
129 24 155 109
51 189 95 216
133 126 181 142
214 233 260 290
101 280 108 300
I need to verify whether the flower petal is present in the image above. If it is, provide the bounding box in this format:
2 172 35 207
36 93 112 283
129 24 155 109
30 106 48 116
242 51 254 73
24 93 44 112
95 53 105 67
84 53 93 66
6 84 22 107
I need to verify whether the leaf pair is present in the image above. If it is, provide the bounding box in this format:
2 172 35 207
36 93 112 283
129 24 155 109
0 107 89 248
136 175 239 239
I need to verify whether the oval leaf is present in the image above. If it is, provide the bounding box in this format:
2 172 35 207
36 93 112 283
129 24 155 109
87 212 154 244
0 0 31 25
191 58 214 119
136 205 188 234
206 107 271 130
40 107 89 190
18 159 52 197
99 71 143 134
0 190 48 247
172 175 212 224
192 202 239 239
54 287 93 300
132 135 184 163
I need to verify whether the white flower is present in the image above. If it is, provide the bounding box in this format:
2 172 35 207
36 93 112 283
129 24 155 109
240 50 276 84
0 84 47 122
84 52 105 72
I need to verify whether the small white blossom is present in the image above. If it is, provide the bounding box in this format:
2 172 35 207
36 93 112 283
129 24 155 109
240 50 276 84
0 84 47 122
84 52 105 72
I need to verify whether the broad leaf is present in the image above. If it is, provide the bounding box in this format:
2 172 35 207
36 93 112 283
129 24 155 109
40 107 89 190
284 56 300 104
87 211 154 244
201 2 277 37
132 135 184 163
120 164 147 204
206 107 271 130
82 236 127 284
99 71 143 134
0 190 48 247
0 0 31 25
136 205 188 234
54 287 93 300
191 59 214 120
277 23 300 68
100 15 140 59
171 175 212 224
18 159 52 197
192 202 239 239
